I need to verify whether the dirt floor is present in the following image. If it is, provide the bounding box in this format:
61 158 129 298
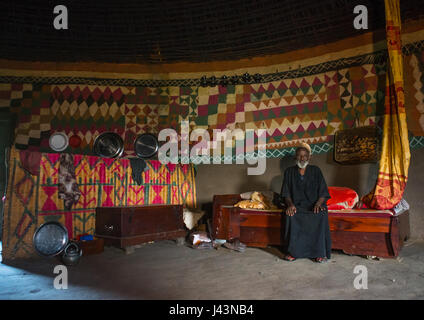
1 239 424 300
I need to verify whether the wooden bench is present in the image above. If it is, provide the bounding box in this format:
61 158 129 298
212 194 410 258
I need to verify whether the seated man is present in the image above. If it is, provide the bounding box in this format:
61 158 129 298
280 143 332 263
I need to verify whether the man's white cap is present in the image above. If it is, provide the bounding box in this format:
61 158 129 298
296 142 311 154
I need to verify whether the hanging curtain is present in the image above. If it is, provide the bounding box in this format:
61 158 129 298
362 0 411 209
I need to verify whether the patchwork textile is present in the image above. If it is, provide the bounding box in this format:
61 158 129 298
362 0 411 209
49 85 127 155
2 147 197 260
1 45 424 160
0 83 51 150
1 66 387 158
0 37 423 167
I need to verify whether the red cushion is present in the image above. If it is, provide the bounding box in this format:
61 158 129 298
327 204 347 210
327 187 359 210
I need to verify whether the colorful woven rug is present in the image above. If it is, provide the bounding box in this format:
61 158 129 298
2 147 197 260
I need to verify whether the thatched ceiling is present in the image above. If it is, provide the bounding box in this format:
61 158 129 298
0 0 423 64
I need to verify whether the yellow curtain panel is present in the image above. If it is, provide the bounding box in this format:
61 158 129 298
362 0 411 209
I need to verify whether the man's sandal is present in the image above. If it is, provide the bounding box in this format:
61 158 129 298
283 254 297 262
314 257 327 263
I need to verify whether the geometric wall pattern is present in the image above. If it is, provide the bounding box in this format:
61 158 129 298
0 83 51 150
0 50 424 160
405 52 424 137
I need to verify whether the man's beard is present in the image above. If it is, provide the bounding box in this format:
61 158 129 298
296 160 309 169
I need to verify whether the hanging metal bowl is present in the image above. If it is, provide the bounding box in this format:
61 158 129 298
134 133 159 159
93 132 124 158
33 222 69 257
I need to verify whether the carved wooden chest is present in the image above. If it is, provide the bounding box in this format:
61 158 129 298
95 204 187 253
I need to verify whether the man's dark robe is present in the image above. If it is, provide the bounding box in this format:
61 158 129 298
280 165 332 259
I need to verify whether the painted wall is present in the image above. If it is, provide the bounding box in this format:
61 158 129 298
195 147 424 240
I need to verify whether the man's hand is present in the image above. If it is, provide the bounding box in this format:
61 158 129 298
286 205 296 216
313 197 326 213
313 204 324 213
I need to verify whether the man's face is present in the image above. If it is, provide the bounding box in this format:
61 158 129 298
295 149 310 169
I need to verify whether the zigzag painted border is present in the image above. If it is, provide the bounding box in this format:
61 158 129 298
1 40 423 87
162 136 424 163
410 135 424 149
161 142 334 163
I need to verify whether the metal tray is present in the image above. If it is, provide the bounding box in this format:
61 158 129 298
33 222 69 257
93 132 124 158
134 133 159 159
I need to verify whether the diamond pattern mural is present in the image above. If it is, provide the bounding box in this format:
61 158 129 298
0 49 423 158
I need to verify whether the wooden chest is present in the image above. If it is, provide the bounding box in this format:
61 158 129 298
95 204 187 253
